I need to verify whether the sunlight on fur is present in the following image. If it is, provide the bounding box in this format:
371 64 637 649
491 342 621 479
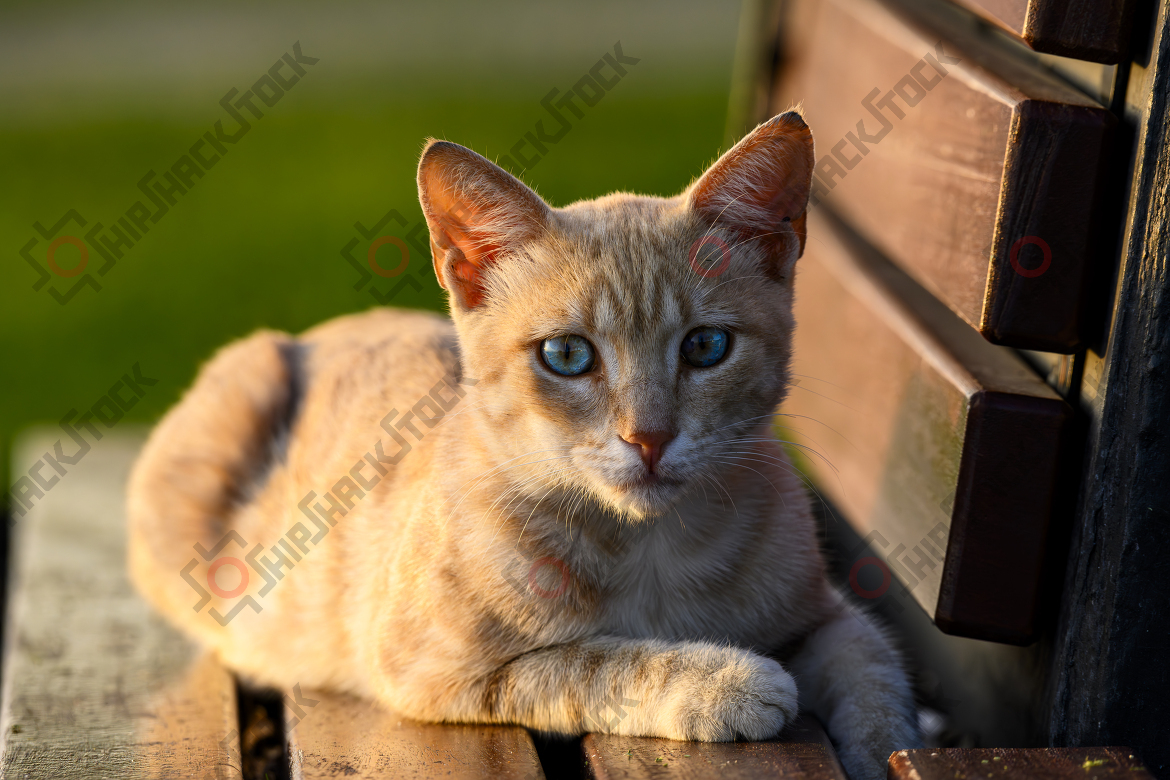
126 112 920 780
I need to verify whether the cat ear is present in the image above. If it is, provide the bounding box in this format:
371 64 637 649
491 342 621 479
685 111 814 264
417 139 552 310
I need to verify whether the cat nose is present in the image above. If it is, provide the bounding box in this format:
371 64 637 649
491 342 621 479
621 430 675 472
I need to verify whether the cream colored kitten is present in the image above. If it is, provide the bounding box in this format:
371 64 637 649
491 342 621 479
127 112 920 780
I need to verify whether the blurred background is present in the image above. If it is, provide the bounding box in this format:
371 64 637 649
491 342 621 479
0 0 743 485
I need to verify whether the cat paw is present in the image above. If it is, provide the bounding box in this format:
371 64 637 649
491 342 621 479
660 647 798 741
831 710 922 780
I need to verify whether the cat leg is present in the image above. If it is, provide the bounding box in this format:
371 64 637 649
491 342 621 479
787 592 921 780
422 636 798 741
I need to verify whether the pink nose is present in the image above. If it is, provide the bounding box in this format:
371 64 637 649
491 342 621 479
621 430 676 472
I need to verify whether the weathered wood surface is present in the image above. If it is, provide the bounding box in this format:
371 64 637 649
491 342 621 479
1041 0 1170 772
286 688 545 779
888 747 1154 780
583 714 846 780
0 431 242 780
952 0 1136 63
783 211 1069 644
772 0 1113 352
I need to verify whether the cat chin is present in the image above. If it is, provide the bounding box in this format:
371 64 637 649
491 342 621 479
601 478 686 520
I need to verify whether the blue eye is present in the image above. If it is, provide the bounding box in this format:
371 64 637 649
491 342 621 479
541 335 595 376
681 327 729 367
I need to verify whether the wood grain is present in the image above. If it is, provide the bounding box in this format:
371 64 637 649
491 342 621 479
583 714 846 780
952 0 1136 63
782 211 1069 644
0 431 243 779
888 747 1154 780
286 688 545 779
772 0 1113 352
1042 0 1170 769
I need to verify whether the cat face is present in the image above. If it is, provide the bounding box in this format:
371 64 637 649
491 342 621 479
418 113 814 519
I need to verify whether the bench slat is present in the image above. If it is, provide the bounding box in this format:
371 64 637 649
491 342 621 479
0 432 242 779
286 689 545 779
889 747 1155 780
772 0 1113 352
951 0 1135 62
782 211 1069 644
583 714 846 780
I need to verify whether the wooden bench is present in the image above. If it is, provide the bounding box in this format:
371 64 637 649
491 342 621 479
0 431 848 780
0 431 242 779
889 747 1155 780
783 210 1069 644
772 0 1114 351
948 0 1137 62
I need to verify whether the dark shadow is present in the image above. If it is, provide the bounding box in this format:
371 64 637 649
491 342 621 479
236 680 289 780
528 731 588 780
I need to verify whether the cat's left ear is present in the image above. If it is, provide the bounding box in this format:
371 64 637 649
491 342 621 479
417 139 552 311
685 111 814 270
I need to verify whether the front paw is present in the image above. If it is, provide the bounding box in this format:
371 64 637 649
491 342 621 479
832 709 922 780
660 647 798 741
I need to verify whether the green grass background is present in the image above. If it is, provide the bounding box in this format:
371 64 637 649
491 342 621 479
1 1 741 487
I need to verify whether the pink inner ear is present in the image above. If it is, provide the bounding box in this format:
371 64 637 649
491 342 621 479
688 113 815 241
418 139 551 309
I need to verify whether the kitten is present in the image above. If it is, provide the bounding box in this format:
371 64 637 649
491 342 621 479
127 112 921 780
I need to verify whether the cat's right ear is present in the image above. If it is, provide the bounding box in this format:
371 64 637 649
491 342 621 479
417 140 551 311
685 111 814 271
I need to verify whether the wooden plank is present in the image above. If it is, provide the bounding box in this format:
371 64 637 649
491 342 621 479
771 0 1114 352
583 713 846 780
889 747 1155 780
0 431 242 780
1041 0 1170 768
782 210 1070 644
951 0 1136 63
286 688 545 779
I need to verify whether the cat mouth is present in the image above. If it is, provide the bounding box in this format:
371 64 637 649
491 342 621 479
608 472 687 516
618 472 684 490
580 456 689 516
